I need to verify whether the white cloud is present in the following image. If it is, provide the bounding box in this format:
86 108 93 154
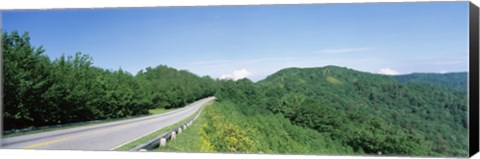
319 47 373 54
220 69 251 81
187 56 387 81
378 68 400 75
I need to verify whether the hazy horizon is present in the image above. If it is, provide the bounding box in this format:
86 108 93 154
139 64 469 82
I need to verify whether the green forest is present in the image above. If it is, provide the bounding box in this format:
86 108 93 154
207 67 467 156
2 31 217 130
2 31 468 157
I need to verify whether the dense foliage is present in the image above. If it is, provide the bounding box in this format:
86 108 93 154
2 31 216 130
172 101 355 154
394 72 467 91
214 66 468 156
2 31 468 157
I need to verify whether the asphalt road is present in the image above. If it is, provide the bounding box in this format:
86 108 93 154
1 97 215 150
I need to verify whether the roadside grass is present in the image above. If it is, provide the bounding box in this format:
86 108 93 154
156 101 355 154
114 104 208 151
154 108 206 152
3 107 178 138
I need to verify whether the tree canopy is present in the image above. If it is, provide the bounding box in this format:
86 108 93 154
2 31 217 130
214 66 467 156
2 31 468 157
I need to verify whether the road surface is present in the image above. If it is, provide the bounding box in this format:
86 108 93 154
1 97 215 150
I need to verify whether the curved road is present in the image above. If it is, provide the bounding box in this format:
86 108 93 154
2 97 215 150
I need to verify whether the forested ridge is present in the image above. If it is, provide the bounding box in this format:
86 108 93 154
2 31 217 130
2 31 468 157
211 66 467 156
394 72 467 91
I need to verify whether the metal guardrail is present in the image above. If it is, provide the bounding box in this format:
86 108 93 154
130 105 205 151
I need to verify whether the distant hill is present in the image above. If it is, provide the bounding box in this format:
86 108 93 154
154 64 467 156
249 65 468 156
393 72 467 91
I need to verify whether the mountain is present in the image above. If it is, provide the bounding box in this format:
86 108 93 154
215 65 468 156
6 31 468 156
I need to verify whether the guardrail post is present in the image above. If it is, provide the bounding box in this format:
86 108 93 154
129 98 210 151
160 138 167 147
171 131 176 141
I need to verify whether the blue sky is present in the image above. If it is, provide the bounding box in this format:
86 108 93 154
2 2 469 81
